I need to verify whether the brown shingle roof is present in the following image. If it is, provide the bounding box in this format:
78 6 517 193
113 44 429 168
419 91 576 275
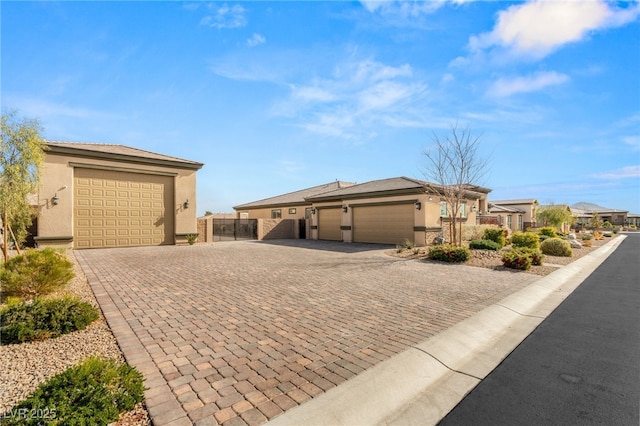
234 181 356 209
45 141 204 169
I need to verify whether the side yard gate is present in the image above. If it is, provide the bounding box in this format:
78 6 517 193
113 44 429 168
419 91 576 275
212 219 258 241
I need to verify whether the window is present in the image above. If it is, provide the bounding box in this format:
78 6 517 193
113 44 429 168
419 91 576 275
271 209 282 219
518 215 523 230
440 201 447 217
288 208 296 215
507 215 512 229
460 203 467 218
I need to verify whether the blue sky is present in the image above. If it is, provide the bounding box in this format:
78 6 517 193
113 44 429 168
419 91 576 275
3 1 639 215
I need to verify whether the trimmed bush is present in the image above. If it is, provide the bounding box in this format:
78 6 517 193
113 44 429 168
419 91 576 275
538 227 558 238
0 297 99 344
501 248 533 270
540 238 573 257
528 249 545 266
2 356 145 425
469 239 501 251
483 228 506 248
1 248 74 301
580 233 593 241
427 244 471 263
511 231 540 250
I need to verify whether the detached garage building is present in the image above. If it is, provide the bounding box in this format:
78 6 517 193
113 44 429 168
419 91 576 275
35 142 203 249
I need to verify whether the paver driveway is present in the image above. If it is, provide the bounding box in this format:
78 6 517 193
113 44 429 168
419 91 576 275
75 240 538 426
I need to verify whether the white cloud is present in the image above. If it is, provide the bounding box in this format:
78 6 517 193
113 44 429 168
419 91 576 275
470 0 640 59
360 0 449 17
593 165 640 180
488 71 570 97
247 33 266 47
201 4 247 29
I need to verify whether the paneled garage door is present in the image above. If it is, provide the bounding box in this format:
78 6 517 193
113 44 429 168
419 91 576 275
318 207 342 241
353 203 414 245
74 168 174 249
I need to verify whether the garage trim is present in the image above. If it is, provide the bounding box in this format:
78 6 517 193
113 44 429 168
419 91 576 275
69 162 178 177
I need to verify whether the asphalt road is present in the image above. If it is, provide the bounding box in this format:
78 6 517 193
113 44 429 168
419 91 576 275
439 233 640 426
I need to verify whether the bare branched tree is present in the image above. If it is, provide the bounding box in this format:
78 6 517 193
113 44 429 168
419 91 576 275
422 122 490 246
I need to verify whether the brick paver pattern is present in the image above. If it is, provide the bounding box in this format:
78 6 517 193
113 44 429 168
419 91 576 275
75 240 537 426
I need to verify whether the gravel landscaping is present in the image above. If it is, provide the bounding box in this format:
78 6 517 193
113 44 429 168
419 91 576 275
0 251 150 425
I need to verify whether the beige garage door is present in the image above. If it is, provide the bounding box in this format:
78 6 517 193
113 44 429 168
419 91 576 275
318 208 342 241
74 168 174 249
353 203 414 245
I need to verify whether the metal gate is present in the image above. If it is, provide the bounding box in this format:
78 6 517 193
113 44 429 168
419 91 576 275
212 219 257 241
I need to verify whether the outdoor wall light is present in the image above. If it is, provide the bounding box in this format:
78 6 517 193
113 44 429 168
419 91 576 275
415 201 422 210
472 205 477 212
428 196 433 201
342 206 348 213
184 199 190 209
52 193 60 205
310 208 316 215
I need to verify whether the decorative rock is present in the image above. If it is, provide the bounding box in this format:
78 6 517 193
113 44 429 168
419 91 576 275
569 239 582 248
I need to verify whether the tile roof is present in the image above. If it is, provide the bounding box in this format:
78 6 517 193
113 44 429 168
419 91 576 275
234 181 356 209
489 199 538 205
45 141 204 169
489 204 524 214
305 176 433 201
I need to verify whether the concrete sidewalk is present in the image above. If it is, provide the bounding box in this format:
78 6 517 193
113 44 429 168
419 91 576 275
267 236 626 426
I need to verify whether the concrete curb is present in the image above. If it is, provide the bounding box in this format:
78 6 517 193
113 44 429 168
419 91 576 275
267 236 627 426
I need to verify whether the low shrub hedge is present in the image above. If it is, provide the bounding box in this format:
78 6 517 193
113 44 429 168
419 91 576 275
2 356 145 425
428 244 471 263
501 248 544 270
511 231 540 250
540 238 573 257
1 248 74 301
538 227 558 238
0 297 99 344
483 228 506 248
469 239 501 251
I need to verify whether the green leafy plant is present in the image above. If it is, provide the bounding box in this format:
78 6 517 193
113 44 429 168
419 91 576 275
0 297 99 344
1 248 74 301
469 239 501 251
427 244 471 263
580 233 593 241
2 356 145 425
482 228 506 248
540 238 573 257
538 227 558 238
186 233 198 245
501 248 533 270
527 249 545 266
402 238 415 250
511 231 540 250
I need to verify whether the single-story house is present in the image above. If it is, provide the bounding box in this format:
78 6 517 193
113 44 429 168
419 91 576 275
233 181 355 220
306 177 490 245
34 141 203 249
488 199 538 232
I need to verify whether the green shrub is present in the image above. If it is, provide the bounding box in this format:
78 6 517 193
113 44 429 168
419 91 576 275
613 226 620 234
540 238 573 257
603 221 613 229
511 231 540 250
1 248 74 301
538 227 558 238
527 249 545 266
580 233 593 241
469 239 501 251
428 244 471 263
0 297 99 344
2 356 145 425
501 248 533 270
483 228 506 248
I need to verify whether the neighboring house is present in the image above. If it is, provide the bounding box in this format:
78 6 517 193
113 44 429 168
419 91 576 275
305 176 490 245
233 181 355 220
627 213 640 227
488 199 538 232
34 141 203 249
571 202 630 228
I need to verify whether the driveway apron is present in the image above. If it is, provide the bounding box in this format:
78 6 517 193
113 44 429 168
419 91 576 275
75 240 537 426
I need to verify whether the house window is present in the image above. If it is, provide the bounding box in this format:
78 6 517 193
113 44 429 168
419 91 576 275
518 215 523 230
271 209 282 219
460 203 467 218
440 201 447 217
507 215 512 229
288 208 296 215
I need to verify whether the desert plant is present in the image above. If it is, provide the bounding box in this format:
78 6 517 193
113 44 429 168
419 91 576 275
527 249 545 266
594 230 602 240
1 248 74 300
613 226 620 234
483 228 506 248
469 239 501 251
540 238 573 257
427 244 471 263
511 231 540 250
602 221 613 229
186 233 198 245
0 297 99 344
412 247 420 255
582 239 593 247
538 227 558 238
501 248 533 270
3 356 145 425
402 238 415 250
580 233 593 241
